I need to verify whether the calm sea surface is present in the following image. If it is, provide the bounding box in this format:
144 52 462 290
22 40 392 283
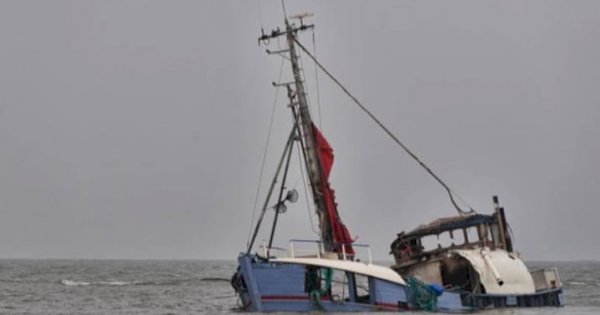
0 259 597 314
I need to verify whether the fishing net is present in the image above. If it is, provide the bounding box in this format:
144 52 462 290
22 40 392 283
310 268 334 310
407 276 438 312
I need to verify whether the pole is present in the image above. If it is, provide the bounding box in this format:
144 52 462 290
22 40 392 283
247 127 296 254
267 130 295 256
285 19 333 250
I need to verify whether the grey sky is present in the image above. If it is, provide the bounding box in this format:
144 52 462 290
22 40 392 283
1 1 599 260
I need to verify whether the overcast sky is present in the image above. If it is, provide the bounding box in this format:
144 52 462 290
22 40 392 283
1 1 599 261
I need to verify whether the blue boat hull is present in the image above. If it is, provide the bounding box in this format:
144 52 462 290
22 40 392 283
231 254 563 312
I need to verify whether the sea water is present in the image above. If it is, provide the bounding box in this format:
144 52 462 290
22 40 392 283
0 259 598 314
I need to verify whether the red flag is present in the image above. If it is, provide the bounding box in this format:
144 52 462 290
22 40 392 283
312 124 354 256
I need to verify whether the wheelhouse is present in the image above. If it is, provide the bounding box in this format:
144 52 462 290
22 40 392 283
391 212 512 273
389 200 563 308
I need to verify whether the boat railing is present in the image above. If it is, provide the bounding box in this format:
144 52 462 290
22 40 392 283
530 266 562 291
286 239 373 264
263 246 287 258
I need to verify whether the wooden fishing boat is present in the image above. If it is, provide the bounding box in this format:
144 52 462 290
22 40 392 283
230 13 424 312
231 9 564 312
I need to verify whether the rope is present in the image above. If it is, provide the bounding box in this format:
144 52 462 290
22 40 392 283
280 0 287 17
294 38 475 216
507 222 515 243
312 28 323 129
246 58 286 246
310 268 333 310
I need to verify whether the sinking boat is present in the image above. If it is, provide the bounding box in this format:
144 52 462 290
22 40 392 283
231 13 419 312
390 196 564 308
231 10 563 313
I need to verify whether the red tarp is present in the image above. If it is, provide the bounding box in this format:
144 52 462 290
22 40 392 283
312 124 355 256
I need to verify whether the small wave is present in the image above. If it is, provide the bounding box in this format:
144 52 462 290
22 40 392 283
61 279 131 286
97 281 130 286
201 277 230 282
132 279 191 286
569 281 588 286
61 279 90 286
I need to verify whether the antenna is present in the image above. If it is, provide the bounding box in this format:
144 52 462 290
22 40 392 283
289 12 314 27
258 13 313 46
281 0 287 18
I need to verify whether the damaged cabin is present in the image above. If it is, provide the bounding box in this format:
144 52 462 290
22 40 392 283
390 197 561 302
390 212 516 294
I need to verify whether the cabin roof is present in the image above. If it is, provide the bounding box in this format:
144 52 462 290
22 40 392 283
271 257 406 285
452 248 535 294
398 214 496 239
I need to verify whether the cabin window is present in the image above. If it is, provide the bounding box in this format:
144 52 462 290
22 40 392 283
410 238 422 254
306 267 347 301
466 227 480 245
421 234 439 251
304 266 321 293
329 270 351 302
353 274 371 303
451 229 466 246
437 231 455 248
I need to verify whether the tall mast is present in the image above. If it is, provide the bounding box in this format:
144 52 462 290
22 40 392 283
258 15 344 253
283 19 334 251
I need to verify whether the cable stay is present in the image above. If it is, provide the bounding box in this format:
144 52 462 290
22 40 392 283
246 58 286 247
311 28 323 129
293 38 475 216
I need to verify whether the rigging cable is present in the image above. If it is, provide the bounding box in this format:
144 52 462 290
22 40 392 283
312 28 323 129
294 38 475 216
246 58 286 246
280 0 287 18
